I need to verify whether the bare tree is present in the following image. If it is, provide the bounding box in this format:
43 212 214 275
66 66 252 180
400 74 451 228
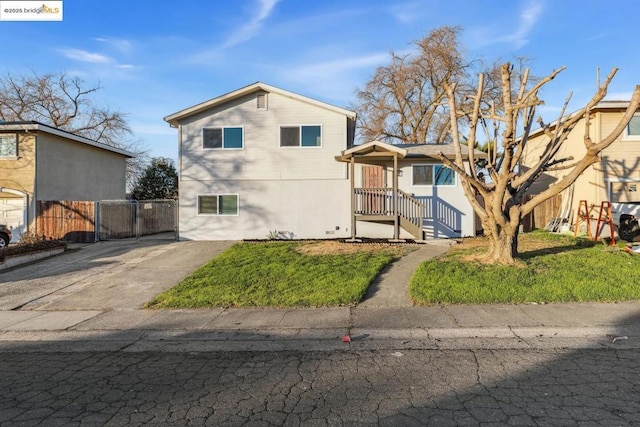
355 26 514 145
0 71 146 183
442 63 640 265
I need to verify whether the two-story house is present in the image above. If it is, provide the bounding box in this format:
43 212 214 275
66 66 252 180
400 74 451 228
165 82 481 241
522 101 640 233
0 121 134 241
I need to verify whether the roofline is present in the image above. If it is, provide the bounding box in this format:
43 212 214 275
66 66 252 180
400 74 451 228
527 100 639 139
163 82 357 127
0 121 136 158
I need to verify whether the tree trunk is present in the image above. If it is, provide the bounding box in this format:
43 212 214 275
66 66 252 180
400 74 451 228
480 216 520 265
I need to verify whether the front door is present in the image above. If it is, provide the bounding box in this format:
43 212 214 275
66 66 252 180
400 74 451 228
362 165 385 188
361 165 386 214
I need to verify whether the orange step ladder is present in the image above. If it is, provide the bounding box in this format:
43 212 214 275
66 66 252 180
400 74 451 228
573 200 593 239
594 201 616 245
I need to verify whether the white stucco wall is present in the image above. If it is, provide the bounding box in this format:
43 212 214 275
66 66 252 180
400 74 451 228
177 90 353 240
179 179 351 240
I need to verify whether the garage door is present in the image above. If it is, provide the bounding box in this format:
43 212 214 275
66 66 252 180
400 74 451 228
0 197 26 242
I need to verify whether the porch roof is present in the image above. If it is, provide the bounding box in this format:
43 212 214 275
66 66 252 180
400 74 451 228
335 140 487 163
335 140 406 163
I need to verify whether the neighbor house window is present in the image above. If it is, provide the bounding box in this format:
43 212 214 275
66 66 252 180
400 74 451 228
198 194 239 215
280 125 321 147
0 134 17 158
625 115 640 139
412 164 456 186
203 127 243 149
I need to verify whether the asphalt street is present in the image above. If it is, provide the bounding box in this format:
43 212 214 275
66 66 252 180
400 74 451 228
1 348 639 425
2 239 640 425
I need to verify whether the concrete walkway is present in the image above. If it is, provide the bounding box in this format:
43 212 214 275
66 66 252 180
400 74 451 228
358 240 453 308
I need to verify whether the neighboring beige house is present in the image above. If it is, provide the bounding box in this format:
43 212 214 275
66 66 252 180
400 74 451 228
522 101 640 231
164 82 482 241
0 121 134 241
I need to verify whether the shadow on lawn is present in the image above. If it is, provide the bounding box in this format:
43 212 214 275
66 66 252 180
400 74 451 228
517 240 598 260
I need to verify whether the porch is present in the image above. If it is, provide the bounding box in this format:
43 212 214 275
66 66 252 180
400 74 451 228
336 140 479 241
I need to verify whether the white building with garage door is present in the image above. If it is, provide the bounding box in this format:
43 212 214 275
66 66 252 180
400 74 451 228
0 121 134 242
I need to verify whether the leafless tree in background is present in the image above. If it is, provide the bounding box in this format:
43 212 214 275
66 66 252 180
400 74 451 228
0 71 147 184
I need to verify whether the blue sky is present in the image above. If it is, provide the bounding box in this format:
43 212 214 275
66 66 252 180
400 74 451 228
2 0 639 162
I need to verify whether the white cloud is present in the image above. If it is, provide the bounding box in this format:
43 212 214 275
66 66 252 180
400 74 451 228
93 37 134 55
279 52 390 104
389 1 423 24
221 0 279 48
60 48 111 64
470 1 544 49
289 53 390 79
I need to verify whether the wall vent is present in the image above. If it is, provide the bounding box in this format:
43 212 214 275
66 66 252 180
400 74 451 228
257 93 267 110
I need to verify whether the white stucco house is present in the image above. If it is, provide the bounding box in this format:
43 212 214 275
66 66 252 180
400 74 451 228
164 82 482 241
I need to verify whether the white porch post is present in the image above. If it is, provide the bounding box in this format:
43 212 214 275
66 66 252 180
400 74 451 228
350 156 356 240
393 153 399 240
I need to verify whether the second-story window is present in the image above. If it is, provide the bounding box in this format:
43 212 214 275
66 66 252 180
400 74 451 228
0 134 18 158
625 115 640 140
280 125 321 147
203 127 243 149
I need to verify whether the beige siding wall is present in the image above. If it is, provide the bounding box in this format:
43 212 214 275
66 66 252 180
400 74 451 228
0 133 35 196
36 133 127 200
598 111 640 198
0 133 35 239
521 110 640 223
180 91 349 182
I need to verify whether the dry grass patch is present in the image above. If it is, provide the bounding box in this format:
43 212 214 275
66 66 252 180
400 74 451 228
295 240 415 256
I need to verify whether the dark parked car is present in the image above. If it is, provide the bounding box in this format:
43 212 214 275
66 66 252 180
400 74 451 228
0 225 11 248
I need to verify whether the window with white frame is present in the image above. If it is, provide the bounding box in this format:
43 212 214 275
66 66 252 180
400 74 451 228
280 125 321 147
625 115 640 139
203 127 243 149
0 134 17 158
412 164 456 186
198 194 239 215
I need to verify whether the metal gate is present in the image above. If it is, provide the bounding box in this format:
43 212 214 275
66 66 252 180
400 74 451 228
98 200 177 240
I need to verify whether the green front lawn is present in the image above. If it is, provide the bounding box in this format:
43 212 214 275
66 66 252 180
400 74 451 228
410 232 640 305
146 241 409 308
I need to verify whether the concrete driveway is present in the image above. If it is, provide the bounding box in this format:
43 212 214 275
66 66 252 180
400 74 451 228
0 239 235 311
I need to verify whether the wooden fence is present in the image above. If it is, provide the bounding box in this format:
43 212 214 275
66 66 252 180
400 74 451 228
36 200 96 243
521 194 563 232
36 199 177 243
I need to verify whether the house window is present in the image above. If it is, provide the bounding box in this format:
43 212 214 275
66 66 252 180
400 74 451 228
0 134 17 158
280 125 321 147
203 127 243 149
625 115 640 139
198 194 239 215
257 93 267 110
412 164 456 186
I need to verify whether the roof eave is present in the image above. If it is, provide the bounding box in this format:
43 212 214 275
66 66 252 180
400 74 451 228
164 82 356 126
0 122 136 158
